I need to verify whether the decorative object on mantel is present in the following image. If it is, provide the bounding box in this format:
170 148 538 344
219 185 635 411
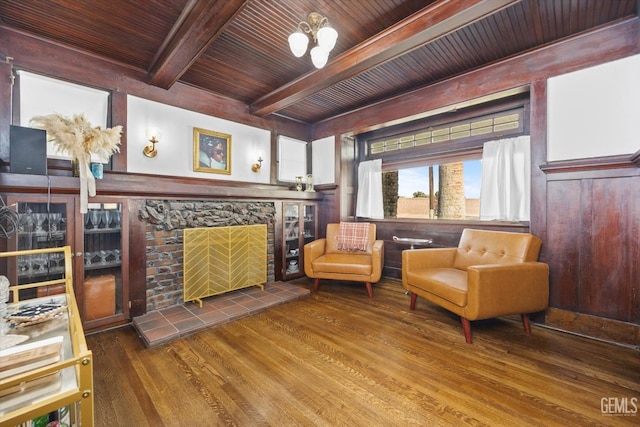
29 113 122 213
305 174 315 192
295 176 304 191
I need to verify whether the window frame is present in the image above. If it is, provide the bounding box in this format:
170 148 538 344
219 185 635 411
357 95 530 223
12 69 116 170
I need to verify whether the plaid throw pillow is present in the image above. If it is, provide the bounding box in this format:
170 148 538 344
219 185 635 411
337 222 370 251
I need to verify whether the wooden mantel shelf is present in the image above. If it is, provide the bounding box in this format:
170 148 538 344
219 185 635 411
0 171 324 201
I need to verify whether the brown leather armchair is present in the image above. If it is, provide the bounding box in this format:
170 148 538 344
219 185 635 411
402 228 549 343
304 223 384 298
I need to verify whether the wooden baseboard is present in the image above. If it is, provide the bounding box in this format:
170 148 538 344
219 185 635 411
544 307 639 348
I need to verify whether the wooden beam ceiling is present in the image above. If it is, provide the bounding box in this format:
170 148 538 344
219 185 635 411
147 0 248 89
249 0 519 117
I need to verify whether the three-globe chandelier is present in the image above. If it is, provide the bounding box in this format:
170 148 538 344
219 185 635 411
288 12 338 69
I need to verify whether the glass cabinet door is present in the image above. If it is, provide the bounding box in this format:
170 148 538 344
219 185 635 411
283 202 317 280
81 201 128 329
5 195 129 330
9 199 72 300
284 203 301 276
302 204 316 243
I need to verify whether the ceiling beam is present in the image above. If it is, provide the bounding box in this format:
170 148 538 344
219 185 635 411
147 0 248 89
250 0 519 117
311 17 640 138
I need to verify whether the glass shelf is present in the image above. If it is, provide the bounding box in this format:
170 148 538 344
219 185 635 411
84 227 121 234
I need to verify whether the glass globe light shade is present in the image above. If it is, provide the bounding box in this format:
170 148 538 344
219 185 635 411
310 46 329 69
288 30 309 57
317 25 338 52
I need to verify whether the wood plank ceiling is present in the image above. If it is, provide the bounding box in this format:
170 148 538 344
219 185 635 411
0 0 637 127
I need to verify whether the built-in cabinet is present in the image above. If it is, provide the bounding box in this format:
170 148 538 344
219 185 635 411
282 202 317 280
5 194 129 331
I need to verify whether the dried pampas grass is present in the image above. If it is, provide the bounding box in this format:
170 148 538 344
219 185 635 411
29 113 123 214
29 113 122 160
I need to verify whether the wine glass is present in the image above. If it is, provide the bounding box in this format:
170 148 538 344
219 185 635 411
89 210 100 229
103 210 112 229
84 252 93 266
113 211 121 229
31 254 46 274
17 256 30 276
113 249 121 262
99 250 109 264
34 213 46 232
17 214 29 232
50 253 63 271
49 213 62 231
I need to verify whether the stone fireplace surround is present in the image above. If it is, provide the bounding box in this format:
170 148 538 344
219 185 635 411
139 200 277 312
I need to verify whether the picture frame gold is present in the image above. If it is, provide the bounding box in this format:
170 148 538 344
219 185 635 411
193 127 231 174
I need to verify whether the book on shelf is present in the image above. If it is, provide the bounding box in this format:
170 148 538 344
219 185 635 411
0 335 64 382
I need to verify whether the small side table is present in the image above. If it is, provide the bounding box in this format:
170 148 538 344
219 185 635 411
392 236 433 249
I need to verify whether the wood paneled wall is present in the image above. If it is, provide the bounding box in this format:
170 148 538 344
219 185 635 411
545 170 640 321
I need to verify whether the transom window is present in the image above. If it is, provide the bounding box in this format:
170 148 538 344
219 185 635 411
368 109 523 158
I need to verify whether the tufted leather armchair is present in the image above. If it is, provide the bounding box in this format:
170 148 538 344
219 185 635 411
304 223 384 298
402 228 549 343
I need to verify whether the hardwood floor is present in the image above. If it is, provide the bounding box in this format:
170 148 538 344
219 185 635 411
87 278 639 426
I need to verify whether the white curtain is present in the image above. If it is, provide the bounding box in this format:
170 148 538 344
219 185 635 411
356 159 384 219
480 136 531 221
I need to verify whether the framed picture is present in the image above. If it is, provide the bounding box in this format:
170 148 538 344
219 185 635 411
193 127 231 174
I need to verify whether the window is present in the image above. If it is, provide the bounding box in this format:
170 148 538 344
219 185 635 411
17 71 111 161
362 104 528 221
390 159 482 219
277 135 307 182
369 110 521 157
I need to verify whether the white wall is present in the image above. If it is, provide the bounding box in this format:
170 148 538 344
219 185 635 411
312 136 335 185
127 96 271 183
547 54 640 161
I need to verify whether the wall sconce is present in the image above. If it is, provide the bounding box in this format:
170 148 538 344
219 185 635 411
251 156 263 173
143 129 159 158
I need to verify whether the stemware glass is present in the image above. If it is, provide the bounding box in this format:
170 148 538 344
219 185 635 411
17 214 29 232
49 213 62 231
103 210 112 229
99 250 109 264
18 256 30 276
113 249 121 262
84 252 93 266
113 211 121 229
50 253 63 271
31 254 46 274
34 213 46 232
89 210 100 229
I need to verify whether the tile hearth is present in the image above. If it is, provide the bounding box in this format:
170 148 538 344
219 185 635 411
133 281 310 347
